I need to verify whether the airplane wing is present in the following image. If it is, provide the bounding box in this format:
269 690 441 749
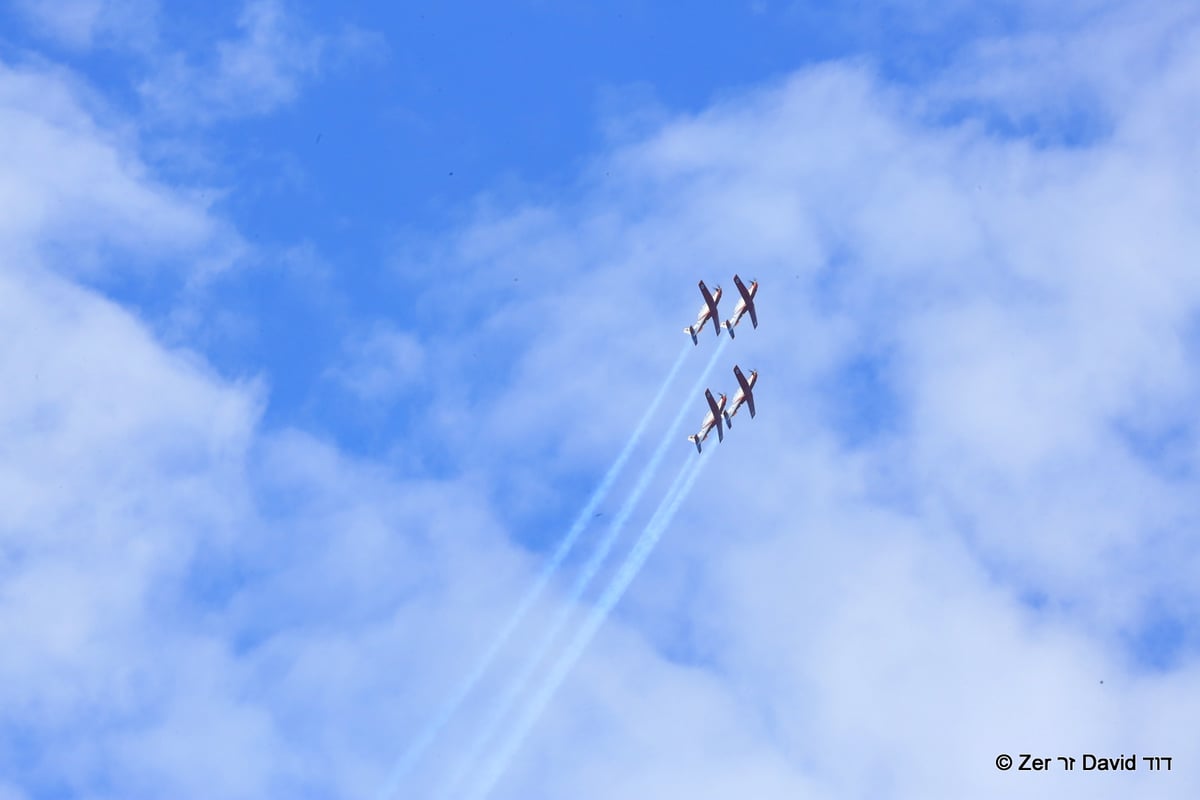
733 274 757 328
733 365 750 393
733 274 750 302
705 388 724 441
699 281 721 335
733 365 756 418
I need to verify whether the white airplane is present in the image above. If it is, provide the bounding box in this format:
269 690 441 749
683 280 723 345
723 365 758 428
722 275 758 338
688 389 727 453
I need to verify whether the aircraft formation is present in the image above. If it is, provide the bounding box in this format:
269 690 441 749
388 273 760 798
683 274 760 452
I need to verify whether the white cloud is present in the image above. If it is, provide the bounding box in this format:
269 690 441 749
0 232 536 797
4 2 1200 799
8 0 159 52
0 267 271 793
326 322 426 404
380 4 1200 798
138 0 386 123
0 61 239 278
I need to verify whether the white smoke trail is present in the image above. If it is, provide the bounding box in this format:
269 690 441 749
376 342 691 799
467 448 712 800
438 338 729 796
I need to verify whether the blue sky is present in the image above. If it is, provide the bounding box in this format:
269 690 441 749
3 1 1200 798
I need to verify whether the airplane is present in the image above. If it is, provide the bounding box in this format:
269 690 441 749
687 389 727 453
723 365 758 428
722 275 758 338
683 280 723 345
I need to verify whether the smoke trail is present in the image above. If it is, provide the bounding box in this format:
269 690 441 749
467 449 712 800
440 338 729 796
376 342 690 799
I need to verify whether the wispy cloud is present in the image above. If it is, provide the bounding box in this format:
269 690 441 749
382 5 1200 796
8 0 160 52
0 61 238 277
138 0 385 123
326 322 427 404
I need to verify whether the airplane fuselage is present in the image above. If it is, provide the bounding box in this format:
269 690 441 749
723 367 758 429
726 371 757 421
695 411 719 441
689 286 723 333
688 393 728 449
728 301 750 328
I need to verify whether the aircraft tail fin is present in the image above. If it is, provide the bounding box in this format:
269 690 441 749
723 411 732 428
723 320 735 338
684 326 698 345
688 434 701 453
